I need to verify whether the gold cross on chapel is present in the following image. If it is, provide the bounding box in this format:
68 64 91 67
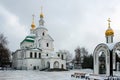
107 18 111 28
32 14 35 23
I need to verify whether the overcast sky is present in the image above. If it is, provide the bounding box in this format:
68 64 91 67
1 0 120 54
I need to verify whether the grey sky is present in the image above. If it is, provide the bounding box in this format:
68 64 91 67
0 0 120 54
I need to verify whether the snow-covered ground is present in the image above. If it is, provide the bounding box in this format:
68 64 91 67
0 69 119 80
0 69 92 80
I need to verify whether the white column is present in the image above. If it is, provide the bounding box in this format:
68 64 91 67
106 36 113 43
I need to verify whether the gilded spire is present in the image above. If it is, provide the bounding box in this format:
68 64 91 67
40 6 44 18
31 14 36 29
107 18 111 28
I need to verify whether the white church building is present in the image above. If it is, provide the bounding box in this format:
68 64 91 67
12 11 66 70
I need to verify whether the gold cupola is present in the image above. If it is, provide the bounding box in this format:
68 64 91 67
31 14 36 29
105 18 114 36
40 6 44 18
40 13 44 18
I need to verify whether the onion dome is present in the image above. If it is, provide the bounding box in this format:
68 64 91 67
31 14 36 29
105 18 114 36
40 13 44 18
105 28 114 36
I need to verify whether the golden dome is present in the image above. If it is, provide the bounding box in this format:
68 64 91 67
31 22 35 29
105 18 114 36
105 28 114 36
40 13 44 18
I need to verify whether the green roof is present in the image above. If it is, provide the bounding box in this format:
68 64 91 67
26 36 35 39
20 35 35 45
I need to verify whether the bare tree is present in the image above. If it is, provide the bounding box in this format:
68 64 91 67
80 47 88 57
58 50 73 62
74 46 88 69
74 47 81 64
0 33 7 47
0 33 11 68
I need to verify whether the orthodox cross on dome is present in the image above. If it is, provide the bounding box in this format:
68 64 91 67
32 14 35 23
107 18 111 28
40 6 44 18
41 6 43 13
31 14 36 29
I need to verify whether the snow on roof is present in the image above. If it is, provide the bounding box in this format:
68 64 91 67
28 34 36 36
36 27 48 31
106 43 116 50
31 48 39 50
26 38 34 40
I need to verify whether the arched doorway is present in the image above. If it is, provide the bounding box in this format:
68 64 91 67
33 66 36 70
99 51 106 74
47 62 50 69
61 64 64 69
93 43 110 76
54 61 59 68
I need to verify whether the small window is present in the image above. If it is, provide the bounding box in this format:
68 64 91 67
111 37 113 43
46 43 49 47
39 53 41 58
35 52 37 58
42 32 45 36
37 66 39 69
106 37 108 43
46 54 48 56
30 52 32 58
58 54 60 57
61 54 64 60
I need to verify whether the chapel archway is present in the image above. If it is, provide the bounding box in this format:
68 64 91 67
61 64 64 69
99 51 106 74
54 61 59 68
93 43 110 76
113 42 120 70
47 62 50 69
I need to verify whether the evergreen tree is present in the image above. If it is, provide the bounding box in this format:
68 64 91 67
82 54 93 69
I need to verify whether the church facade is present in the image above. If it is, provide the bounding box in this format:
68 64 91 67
12 11 66 70
93 18 120 76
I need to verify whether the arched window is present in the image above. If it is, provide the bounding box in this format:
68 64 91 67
35 52 37 58
39 53 41 58
39 43 41 47
47 62 50 68
61 64 64 69
46 43 49 47
58 54 60 57
54 61 59 68
30 52 32 58
42 32 45 36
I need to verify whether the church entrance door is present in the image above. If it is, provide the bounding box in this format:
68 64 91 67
54 61 59 68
